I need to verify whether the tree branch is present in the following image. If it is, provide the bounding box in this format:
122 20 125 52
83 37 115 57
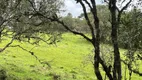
99 57 113 80
55 19 93 42
120 0 132 13
77 1 95 41
121 59 142 76
10 45 53 68
83 0 93 12
0 35 16 53
10 45 41 62
30 12 92 43
118 0 132 18
90 0 98 19
30 36 55 45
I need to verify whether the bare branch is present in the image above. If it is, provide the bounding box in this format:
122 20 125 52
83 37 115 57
121 59 142 76
30 36 52 44
121 0 132 12
83 0 93 11
99 57 113 80
55 19 93 42
10 45 40 62
0 39 14 52
79 1 95 40
119 0 132 16
0 35 16 53
117 0 132 23
90 0 97 16
10 45 52 68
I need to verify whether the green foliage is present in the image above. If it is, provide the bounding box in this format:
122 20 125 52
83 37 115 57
119 8 142 49
97 5 111 42
118 8 142 76
62 13 75 30
0 0 64 43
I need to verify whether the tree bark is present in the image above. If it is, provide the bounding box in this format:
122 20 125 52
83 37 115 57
109 0 122 80
93 21 103 80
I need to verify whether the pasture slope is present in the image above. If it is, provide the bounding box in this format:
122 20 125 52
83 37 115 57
0 33 141 80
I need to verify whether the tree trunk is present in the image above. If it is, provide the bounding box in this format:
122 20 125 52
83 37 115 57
93 17 103 80
109 0 122 80
94 49 103 80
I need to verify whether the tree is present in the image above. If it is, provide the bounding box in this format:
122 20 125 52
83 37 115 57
27 0 136 80
53 0 141 80
0 0 23 52
0 0 142 80
50 0 112 80
82 5 111 42
0 0 63 52
105 0 142 80
30 0 110 79
119 8 142 79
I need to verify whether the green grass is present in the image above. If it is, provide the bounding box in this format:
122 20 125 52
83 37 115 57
0 33 141 80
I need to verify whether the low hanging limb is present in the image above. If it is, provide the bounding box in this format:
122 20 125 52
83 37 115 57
9 45 52 68
10 45 40 62
0 36 15 53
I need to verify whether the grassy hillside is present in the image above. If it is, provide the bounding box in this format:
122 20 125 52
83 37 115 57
0 33 141 80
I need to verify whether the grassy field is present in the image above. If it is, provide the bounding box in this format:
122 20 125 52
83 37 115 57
0 33 141 80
